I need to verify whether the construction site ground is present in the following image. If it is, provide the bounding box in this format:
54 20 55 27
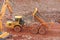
6 23 60 40
0 0 60 40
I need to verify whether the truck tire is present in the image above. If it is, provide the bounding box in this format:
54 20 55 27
14 25 21 32
30 23 39 34
31 28 38 34
39 26 46 35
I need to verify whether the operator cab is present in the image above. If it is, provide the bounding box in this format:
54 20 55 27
15 16 25 25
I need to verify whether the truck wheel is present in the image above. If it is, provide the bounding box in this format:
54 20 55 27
30 23 39 34
39 26 46 35
14 25 21 32
31 28 38 34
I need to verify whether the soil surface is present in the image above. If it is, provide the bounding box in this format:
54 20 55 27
6 23 60 40
0 0 60 40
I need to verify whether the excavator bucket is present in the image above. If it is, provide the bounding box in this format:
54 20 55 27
0 32 9 38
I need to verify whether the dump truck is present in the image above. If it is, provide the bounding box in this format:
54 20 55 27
30 8 48 34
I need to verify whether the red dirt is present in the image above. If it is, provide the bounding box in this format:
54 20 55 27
6 23 60 40
0 0 60 40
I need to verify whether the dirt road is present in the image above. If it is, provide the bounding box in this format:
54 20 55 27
6 23 60 40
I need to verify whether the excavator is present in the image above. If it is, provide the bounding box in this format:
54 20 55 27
0 0 12 39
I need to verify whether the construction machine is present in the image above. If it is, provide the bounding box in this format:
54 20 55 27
0 0 12 38
30 8 48 34
6 16 25 32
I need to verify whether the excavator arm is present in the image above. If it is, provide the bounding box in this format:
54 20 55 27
7 0 13 14
0 0 13 31
0 0 12 38
0 0 12 19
